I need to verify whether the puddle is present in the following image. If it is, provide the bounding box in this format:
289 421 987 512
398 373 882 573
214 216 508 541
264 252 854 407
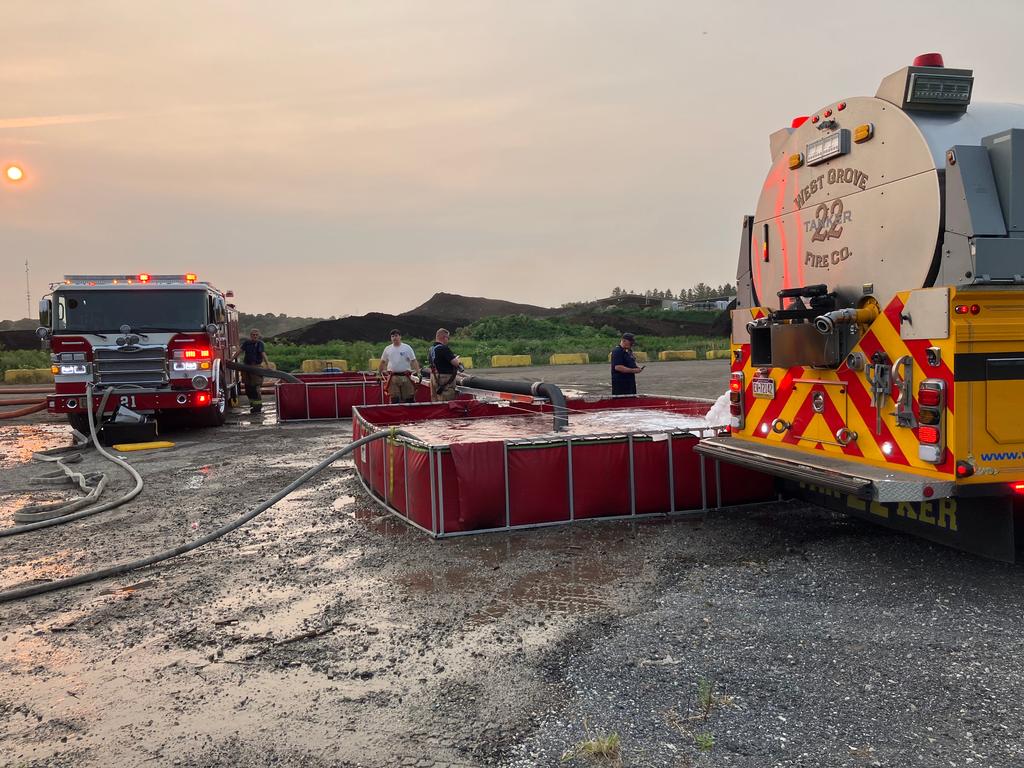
0 423 74 468
399 567 473 593
472 559 623 622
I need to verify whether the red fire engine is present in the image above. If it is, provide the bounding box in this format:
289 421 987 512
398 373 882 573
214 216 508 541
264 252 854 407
38 273 241 431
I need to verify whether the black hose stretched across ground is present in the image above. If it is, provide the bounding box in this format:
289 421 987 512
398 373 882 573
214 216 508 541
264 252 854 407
225 361 301 383
0 429 410 604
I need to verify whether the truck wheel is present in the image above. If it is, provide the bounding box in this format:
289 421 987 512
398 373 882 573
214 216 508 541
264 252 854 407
199 387 227 428
68 413 91 435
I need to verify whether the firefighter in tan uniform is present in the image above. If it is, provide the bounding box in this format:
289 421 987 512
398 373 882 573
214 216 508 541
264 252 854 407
377 329 420 404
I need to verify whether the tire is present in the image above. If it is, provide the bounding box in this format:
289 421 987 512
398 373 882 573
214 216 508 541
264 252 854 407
67 413 91 435
194 386 227 428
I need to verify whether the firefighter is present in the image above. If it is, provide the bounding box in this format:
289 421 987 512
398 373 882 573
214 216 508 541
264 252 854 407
234 328 270 413
610 332 644 396
429 328 462 402
377 329 420 404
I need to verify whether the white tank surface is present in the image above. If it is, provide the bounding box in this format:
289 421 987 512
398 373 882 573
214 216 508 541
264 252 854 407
749 57 1024 308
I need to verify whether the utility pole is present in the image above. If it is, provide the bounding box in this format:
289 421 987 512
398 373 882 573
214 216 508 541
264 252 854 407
25 258 31 319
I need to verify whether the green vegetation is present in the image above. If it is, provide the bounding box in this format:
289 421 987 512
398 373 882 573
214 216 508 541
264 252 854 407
0 349 50 376
265 314 728 372
561 723 622 765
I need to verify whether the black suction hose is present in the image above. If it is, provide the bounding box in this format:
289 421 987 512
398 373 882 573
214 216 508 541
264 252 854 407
225 361 302 384
458 375 569 431
0 429 410 604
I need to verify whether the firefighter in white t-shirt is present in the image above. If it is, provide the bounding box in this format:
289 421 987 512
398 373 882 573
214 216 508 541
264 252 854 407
377 329 420 403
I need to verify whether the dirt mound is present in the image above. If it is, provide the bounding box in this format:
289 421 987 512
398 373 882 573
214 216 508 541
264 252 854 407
403 292 549 321
273 313 470 345
0 330 42 351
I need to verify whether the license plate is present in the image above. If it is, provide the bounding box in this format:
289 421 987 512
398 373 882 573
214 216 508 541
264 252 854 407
752 377 775 399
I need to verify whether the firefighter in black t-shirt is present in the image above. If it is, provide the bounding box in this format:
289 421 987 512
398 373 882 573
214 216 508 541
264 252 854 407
428 328 461 402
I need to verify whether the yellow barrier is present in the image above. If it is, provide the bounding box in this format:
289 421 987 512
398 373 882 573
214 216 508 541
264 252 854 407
490 354 532 368
369 357 381 371
607 351 649 363
460 356 474 369
112 441 175 452
549 353 590 365
658 350 697 362
3 368 54 384
301 359 348 373
705 349 731 360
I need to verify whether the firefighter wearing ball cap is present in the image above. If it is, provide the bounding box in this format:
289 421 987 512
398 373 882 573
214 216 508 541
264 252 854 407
610 332 644 396
377 329 420 404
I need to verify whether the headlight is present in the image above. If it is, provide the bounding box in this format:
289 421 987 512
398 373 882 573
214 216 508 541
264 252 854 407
59 364 88 375
173 361 199 371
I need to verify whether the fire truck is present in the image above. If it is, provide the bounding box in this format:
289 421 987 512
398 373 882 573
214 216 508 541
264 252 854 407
696 54 1024 561
38 273 241 432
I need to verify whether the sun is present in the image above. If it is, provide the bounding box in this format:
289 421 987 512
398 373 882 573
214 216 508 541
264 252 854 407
6 165 24 182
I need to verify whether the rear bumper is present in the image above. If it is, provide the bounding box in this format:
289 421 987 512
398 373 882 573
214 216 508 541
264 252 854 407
695 436 954 502
48 390 213 414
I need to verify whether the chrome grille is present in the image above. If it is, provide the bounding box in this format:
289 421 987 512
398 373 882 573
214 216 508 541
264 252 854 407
93 346 168 387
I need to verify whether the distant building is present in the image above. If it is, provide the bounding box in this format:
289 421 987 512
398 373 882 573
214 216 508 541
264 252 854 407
667 296 735 312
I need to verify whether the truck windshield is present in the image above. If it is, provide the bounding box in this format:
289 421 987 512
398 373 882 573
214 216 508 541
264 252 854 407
54 290 208 333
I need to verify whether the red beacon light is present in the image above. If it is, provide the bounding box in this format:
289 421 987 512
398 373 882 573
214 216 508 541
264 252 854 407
811 115 820 124
138 273 151 283
1012 482 1024 494
913 52 945 68
791 116 809 129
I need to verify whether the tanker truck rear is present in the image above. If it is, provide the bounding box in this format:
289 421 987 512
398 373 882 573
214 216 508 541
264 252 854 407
696 54 1024 560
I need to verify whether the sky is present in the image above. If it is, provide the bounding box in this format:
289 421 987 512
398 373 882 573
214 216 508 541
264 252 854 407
1 0 1022 319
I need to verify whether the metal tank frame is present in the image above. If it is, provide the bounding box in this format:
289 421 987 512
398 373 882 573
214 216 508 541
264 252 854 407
351 395 776 538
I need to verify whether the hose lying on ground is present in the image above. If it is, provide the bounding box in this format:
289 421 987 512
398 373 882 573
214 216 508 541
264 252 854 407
0 402 47 419
0 428 411 604
0 386 144 537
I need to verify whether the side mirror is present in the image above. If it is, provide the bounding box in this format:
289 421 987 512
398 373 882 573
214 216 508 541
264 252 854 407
36 326 51 340
38 298 51 329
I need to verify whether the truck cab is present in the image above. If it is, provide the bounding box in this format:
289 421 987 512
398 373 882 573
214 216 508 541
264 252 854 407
39 273 241 431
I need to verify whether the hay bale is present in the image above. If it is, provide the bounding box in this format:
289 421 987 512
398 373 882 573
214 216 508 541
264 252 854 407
490 354 532 368
3 368 54 384
658 350 697 362
301 359 347 372
549 353 590 365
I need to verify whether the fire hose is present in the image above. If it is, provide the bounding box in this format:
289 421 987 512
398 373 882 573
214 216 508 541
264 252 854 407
0 428 410 604
0 402 47 419
1 385 144 536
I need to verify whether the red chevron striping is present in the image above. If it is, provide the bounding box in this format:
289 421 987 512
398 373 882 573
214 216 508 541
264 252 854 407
750 366 804 439
817 385 864 457
835 335 911 466
781 387 818 446
882 296 955 414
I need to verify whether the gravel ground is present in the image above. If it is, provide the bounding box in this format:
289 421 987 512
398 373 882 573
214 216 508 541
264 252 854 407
2 360 1023 767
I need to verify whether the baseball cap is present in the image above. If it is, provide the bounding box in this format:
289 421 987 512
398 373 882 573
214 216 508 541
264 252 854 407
621 332 636 342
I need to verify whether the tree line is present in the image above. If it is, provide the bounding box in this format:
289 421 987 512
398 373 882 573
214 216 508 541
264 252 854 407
609 282 736 301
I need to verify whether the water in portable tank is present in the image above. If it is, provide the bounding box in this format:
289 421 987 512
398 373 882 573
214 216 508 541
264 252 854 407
396 393 730 445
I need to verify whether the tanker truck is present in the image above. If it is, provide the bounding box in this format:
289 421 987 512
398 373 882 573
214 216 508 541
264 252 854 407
696 54 1024 561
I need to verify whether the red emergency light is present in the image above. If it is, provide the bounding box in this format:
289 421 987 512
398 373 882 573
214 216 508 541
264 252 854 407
138 273 151 283
183 348 212 359
918 388 941 407
913 52 945 68
1012 482 1024 494
918 425 940 445
196 392 210 405
791 116 809 129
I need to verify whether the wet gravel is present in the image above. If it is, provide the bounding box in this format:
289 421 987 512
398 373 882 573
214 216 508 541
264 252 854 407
3 361 1024 767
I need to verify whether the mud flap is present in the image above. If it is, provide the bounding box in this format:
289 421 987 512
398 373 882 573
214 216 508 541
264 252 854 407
784 481 1016 562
